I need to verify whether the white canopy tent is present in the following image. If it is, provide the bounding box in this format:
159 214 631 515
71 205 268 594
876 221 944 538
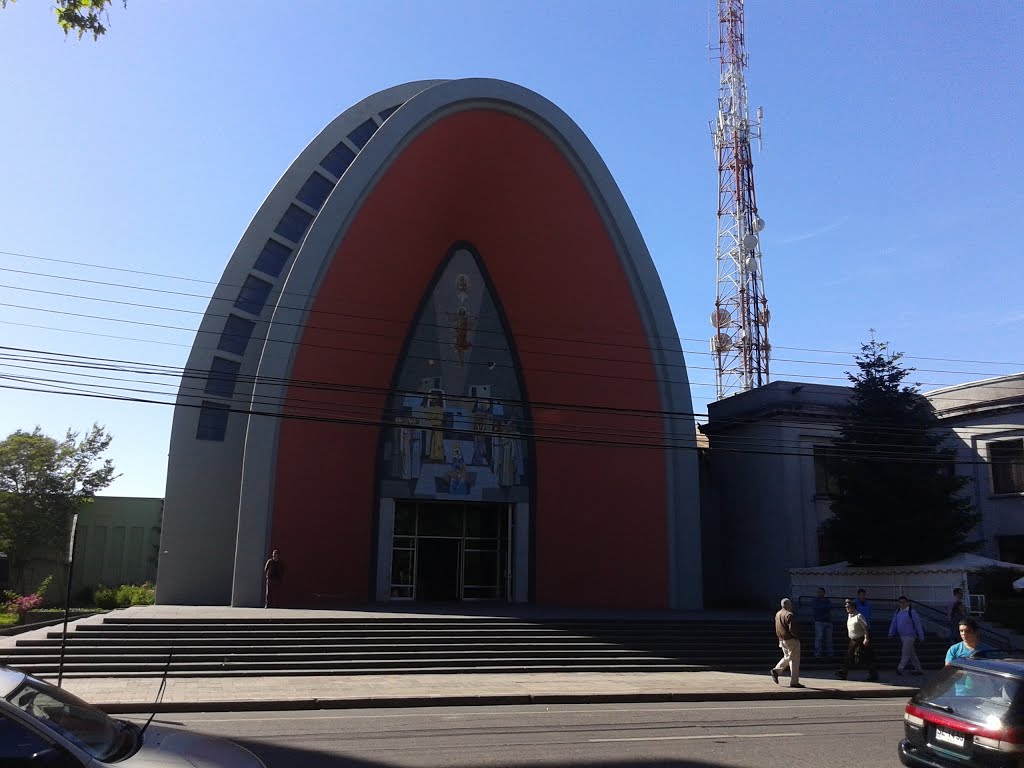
791 553 1024 613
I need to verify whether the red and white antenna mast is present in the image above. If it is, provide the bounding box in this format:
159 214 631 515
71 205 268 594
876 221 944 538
710 0 771 399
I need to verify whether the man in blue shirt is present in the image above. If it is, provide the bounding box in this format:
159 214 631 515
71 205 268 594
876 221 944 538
888 595 924 675
946 618 992 664
812 587 834 657
854 588 872 623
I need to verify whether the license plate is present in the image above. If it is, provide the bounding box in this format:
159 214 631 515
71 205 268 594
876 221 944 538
934 727 966 749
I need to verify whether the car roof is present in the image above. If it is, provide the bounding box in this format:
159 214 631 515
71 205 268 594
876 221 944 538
0 666 26 698
951 656 1024 676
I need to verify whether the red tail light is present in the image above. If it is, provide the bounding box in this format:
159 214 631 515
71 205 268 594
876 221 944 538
906 703 1024 753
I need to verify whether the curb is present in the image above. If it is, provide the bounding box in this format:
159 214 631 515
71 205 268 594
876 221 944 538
97 686 918 714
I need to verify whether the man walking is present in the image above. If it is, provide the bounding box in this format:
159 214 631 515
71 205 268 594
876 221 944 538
888 595 925 676
771 597 805 688
812 587 834 658
836 598 878 681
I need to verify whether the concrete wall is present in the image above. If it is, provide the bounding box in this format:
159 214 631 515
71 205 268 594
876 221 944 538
701 381 848 608
15 496 162 601
928 374 1024 561
157 81 443 606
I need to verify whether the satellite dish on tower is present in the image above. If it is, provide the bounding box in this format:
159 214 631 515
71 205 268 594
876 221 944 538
742 233 758 252
755 217 766 232
710 308 731 328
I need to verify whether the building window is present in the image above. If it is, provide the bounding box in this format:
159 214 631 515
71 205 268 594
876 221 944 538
378 104 402 121
196 401 230 442
817 530 841 566
347 118 378 149
990 439 1024 495
813 445 840 497
234 275 273 316
295 171 334 210
204 357 241 399
998 535 1024 565
253 239 292 278
274 204 314 244
320 141 355 178
217 314 256 356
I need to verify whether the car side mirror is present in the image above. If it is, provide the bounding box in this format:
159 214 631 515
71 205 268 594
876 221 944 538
31 747 80 767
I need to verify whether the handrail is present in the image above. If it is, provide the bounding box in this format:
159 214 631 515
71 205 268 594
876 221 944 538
908 597 1016 652
792 595 1017 652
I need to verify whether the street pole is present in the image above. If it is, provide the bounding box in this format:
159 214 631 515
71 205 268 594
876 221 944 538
57 512 78 689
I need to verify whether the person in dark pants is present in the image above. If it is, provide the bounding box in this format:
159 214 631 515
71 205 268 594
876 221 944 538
812 587 834 658
947 587 968 642
835 598 878 681
263 549 283 608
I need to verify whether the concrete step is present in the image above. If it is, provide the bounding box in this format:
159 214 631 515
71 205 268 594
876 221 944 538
2 615 953 679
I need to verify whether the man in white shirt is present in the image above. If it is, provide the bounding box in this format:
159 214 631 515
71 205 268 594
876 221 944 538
835 598 878 681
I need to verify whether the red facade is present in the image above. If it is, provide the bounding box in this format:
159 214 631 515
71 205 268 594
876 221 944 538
270 109 669 608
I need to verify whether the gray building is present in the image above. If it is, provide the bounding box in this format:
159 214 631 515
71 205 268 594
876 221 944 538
700 375 1024 608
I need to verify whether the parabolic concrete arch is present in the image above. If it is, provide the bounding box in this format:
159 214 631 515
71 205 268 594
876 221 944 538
157 78 701 610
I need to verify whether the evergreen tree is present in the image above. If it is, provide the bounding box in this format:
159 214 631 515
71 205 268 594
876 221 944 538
820 337 978 564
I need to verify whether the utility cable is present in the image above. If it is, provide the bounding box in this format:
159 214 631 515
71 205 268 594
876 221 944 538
2 250 1022 369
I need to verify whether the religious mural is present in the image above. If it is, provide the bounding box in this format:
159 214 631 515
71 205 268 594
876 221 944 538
379 248 529 503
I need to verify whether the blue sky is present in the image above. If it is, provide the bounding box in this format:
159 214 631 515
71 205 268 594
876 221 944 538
1 1 1021 497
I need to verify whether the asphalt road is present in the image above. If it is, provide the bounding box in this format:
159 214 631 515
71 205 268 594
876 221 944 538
133 699 910 767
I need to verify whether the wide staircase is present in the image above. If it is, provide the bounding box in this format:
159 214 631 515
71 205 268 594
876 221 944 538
0 614 954 679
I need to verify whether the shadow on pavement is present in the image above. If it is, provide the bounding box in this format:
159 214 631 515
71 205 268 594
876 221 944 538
231 737 736 768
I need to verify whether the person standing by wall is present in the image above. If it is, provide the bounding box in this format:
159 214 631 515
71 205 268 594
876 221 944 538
854 588 872 624
836 598 878 681
263 549 283 609
888 595 925 676
947 587 968 642
771 598 805 688
812 587 834 658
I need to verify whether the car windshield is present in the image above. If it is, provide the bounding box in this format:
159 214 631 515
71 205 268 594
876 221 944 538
6 677 125 761
917 666 1021 725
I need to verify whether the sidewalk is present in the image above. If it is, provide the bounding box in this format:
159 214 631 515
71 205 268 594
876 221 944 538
58 669 918 714
2 607 921 713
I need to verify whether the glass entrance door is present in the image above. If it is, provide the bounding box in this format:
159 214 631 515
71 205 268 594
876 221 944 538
391 501 509 601
416 538 461 601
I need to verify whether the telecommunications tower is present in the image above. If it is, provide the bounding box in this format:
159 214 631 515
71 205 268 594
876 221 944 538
710 0 771 399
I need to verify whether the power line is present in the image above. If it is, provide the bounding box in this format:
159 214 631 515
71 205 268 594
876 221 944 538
3 345 1020 448
3 295 1022 400
0 375 1005 468
2 248 1022 370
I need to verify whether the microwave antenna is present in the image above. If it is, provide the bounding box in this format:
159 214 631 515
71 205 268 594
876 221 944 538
709 0 771 399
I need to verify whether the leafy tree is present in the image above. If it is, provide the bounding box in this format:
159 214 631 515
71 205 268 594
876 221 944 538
0 425 117 588
0 0 125 40
820 337 979 565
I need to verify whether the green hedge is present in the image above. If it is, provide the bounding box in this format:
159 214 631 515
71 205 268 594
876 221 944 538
93 583 156 609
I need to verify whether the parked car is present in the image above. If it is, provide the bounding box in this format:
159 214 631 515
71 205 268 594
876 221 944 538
0 666 265 767
900 655 1024 767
